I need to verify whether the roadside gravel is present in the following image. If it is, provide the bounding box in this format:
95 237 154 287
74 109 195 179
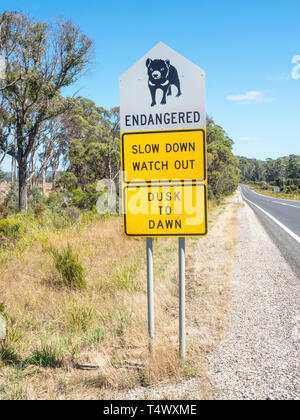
208 192 300 400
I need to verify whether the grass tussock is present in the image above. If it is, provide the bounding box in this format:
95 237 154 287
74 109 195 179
51 244 86 290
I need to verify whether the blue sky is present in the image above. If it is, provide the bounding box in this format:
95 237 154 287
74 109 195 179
1 0 299 170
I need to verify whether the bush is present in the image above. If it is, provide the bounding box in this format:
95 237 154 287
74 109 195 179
0 203 9 219
28 186 44 207
54 172 78 190
69 183 101 210
67 207 80 224
46 190 73 211
0 219 22 244
4 183 18 212
51 244 86 289
0 170 6 183
34 205 45 218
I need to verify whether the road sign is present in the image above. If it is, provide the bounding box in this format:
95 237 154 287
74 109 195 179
120 42 205 132
123 183 207 237
120 42 207 237
121 128 206 184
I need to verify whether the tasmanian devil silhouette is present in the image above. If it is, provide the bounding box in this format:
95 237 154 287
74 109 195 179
146 58 181 107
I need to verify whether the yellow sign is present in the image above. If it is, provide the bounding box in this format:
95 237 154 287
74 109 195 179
123 183 207 237
121 129 206 184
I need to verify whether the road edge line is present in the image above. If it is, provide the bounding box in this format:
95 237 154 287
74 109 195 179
241 191 300 244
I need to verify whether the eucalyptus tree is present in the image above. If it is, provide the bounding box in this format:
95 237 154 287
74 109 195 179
65 97 120 190
0 12 93 210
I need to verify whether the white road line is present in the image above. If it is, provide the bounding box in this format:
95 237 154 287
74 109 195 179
272 201 300 209
241 192 300 244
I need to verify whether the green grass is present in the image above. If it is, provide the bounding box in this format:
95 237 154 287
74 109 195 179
69 305 95 332
26 345 62 368
0 347 22 367
84 327 107 345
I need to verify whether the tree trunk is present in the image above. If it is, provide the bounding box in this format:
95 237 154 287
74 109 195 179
30 157 34 188
18 160 28 211
14 159 17 183
11 158 15 183
52 164 58 183
42 168 46 195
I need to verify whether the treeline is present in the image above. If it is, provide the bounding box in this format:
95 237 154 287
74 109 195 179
238 155 300 193
206 117 240 199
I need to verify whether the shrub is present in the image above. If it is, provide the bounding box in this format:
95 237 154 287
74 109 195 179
34 205 45 218
46 190 73 211
0 170 6 183
4 183 18 212
69 187 87 209
70 183 101 210
51 244 86 289
67 207 80 224
0 203 9 219
0 219 22 243
28 186 43 207
54 172 78 190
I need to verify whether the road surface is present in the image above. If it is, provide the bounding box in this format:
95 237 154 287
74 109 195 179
240 185 300 277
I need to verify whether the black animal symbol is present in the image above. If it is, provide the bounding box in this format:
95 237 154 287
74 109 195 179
146 58 182 106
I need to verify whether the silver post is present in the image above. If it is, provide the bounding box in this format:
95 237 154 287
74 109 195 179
146 238 155 354
179 237 186 359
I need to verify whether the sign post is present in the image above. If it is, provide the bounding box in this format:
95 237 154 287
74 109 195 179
120 42 207 358
146 237 155 353
179 237 186 359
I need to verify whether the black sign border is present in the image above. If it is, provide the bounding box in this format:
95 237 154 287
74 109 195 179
121 129 206 185
123 182 208 237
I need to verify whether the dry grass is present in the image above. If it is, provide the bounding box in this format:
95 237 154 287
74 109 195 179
0 195 240 400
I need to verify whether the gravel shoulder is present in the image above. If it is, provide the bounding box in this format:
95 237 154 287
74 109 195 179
208 192 300 400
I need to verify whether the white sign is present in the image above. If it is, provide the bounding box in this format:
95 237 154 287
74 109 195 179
120 42 206 132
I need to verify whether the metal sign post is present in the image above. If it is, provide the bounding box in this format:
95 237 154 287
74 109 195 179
179 237 186 359
146 238 155 353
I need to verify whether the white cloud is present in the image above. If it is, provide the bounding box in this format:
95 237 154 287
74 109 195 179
226 91 273 103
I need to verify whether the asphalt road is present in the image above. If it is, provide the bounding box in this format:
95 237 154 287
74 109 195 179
240 185 300 277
